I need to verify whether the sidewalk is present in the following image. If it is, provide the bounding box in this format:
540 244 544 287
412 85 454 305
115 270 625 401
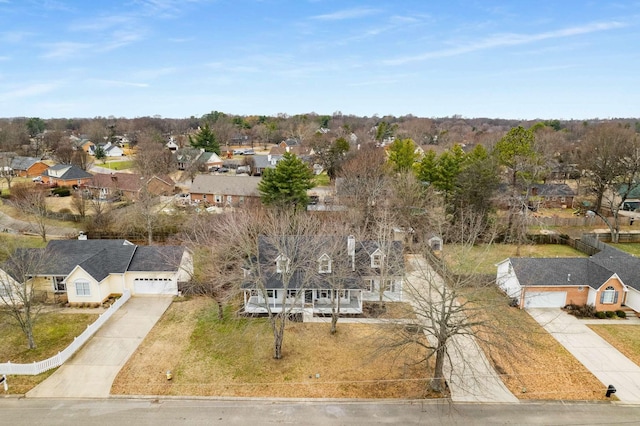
405 255 518 403
27 296 172 398
527 308 640 404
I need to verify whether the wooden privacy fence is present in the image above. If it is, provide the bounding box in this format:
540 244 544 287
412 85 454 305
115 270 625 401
527 214 637 228
0 289 131 375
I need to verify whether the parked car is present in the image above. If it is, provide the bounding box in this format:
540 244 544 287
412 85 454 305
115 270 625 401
210 166 229 173
236 165 251 174
232 149 245 155
242 149 255 155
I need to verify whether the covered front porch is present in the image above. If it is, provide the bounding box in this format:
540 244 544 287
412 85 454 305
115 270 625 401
243 288 363 315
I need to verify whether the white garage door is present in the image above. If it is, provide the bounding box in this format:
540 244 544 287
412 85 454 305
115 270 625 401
524 291 567 308
134 278 176 295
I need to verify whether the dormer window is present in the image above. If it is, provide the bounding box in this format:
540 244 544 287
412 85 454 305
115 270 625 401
318 253 332 273
371 249 383 268
276 254 290 273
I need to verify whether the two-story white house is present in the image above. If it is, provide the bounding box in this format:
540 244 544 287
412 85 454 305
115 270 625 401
241 235 404 316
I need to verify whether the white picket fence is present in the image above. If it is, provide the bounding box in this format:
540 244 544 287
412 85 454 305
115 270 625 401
0 289 131 375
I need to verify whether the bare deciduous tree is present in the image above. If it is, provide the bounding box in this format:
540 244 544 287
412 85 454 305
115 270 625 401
178 212 249 320
0 243 56 349
71 190 89 219
10 183 49 242
337 145 391 232
71 149 93 171
134 134 175 177
384 222 502 395
579 123 640 242
0 153 16 190
236 209 325 359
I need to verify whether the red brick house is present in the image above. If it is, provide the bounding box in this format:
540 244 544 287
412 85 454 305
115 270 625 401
40 164 93 187
496 245 639 313
88 173 175 200
10 156 49 178
189 175 261 208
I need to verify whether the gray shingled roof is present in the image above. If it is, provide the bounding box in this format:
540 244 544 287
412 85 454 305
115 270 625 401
43 239 134 276
10 156 43 171
531 183 576 197
76 245 136 281
252 154 276 170
7 239 184 282
509 245 640 291
243 236 403 290
190 175 261 197
44 164 93 180
128 246 185 272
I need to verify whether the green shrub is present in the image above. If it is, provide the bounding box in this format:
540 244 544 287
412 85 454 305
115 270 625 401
51 187 71 197
595 311 606 319
615 310 627 318
564 303 596 318
605 311 616 318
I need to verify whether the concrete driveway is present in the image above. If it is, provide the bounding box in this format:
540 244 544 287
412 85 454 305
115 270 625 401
527 308 640 404
27 296 173 398
405 255 518 403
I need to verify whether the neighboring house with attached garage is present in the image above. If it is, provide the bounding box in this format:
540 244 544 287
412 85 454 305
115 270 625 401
495 245 640 313
40 164 94 187
10 156 49 177
189 174 261 208
0 237 192 305
241 235 404 316
88 172 175 200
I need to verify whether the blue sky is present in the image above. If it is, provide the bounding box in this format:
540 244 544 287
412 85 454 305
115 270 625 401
0 0 638 119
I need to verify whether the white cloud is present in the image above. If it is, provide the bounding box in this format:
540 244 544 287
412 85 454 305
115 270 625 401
69 15 134 32
100 29 145 51
132 67 179 80
41 42 92 59
384 21 627 65
1 82 60 100
90 79 149 88
311 7 380 21
1 30 33 43
136 0 210 18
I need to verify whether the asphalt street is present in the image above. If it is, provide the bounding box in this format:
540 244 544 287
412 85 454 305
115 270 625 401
0 398 639 425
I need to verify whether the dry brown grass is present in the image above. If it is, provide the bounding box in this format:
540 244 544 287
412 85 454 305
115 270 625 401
472 288 608 401
113 293 612 400
588 324 640 366
112 297 432 399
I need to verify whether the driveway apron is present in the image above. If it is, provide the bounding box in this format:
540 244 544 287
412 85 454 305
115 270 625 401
528 308 640 404
27 296 172 398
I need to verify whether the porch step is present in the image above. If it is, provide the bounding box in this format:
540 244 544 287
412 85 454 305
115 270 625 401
620 306 640 318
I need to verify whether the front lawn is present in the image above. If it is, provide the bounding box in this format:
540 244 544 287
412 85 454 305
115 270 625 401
112 297 431 398
103 160 135 170
587 324 640 366
466 287 608 400
444 243 587 275
0 310 98 394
